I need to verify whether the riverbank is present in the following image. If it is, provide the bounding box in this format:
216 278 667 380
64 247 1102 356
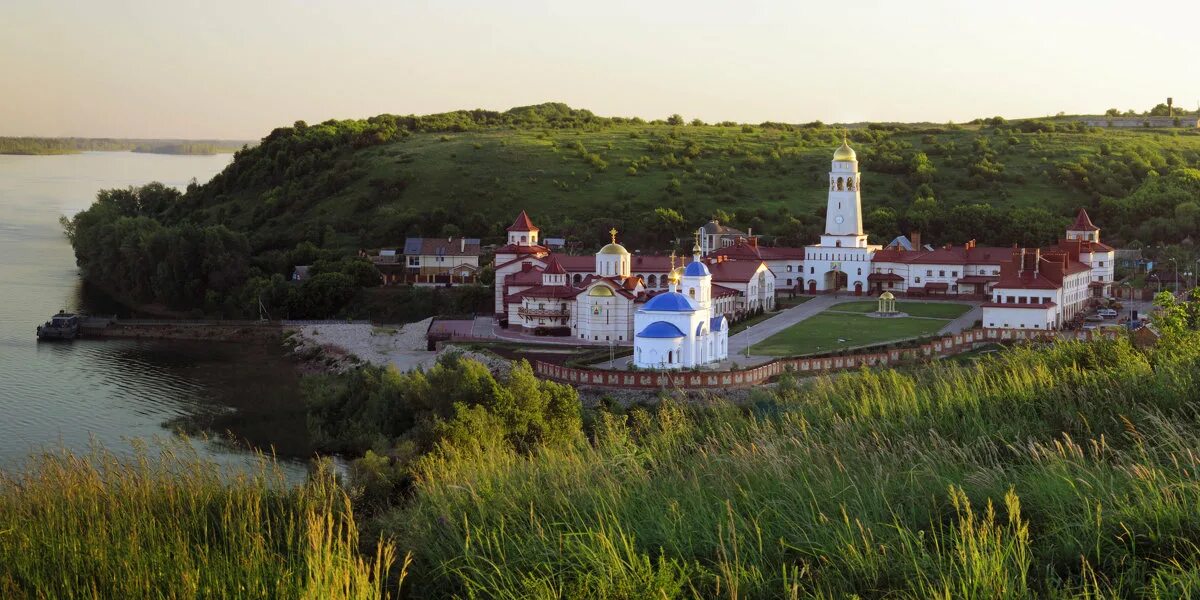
81 318 283 343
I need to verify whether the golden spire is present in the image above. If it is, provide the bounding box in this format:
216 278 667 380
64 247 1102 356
609 228 618 244
693 232 702 255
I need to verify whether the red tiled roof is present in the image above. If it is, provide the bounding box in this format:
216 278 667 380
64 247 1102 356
994 273 1060 290
505 267 545 286
711 244 763 261
495 244 549 257
1078 240 1115 253
544 255 566 275
872 245 1011 265
630 254 672 271
504 284 577 303
1070 208 1099 232
554 255 595 272
711 283 740 298
707 260 767 282
867 272 905 281
507 210 539 232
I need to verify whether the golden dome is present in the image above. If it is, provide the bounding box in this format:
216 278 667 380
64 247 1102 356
588 286 614 297
598 226 630 255
598 243 630 255
879 291 895 300
668 266 684 282
833 138 856 162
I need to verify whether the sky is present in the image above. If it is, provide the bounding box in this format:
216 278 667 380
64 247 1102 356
2 0 1198 139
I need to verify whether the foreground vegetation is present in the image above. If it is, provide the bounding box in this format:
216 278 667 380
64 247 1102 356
370 332 1200 597
0 444 401 599
6 302 1200 595
62 102 1200 319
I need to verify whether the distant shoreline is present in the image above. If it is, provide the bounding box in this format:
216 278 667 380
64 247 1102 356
0 136 255 156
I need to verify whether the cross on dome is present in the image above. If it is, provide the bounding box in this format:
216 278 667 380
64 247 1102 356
610 228 618 243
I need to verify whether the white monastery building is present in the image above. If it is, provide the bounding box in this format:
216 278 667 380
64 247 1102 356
494 140 1117 338
493 212 764 349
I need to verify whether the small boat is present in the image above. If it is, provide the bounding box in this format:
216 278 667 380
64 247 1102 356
37 311 80 340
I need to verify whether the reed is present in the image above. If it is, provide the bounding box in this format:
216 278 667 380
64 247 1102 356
0 442 401 599
385 335 1200 597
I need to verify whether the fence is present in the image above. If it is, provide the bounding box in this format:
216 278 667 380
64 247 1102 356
533 327 1121 390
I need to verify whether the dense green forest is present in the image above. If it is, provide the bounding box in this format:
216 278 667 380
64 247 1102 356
11 297 1197 596
64 103 1200 318
0 136 250 155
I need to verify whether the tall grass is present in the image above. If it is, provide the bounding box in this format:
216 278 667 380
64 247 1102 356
383 336 1200 597
0 442 402 599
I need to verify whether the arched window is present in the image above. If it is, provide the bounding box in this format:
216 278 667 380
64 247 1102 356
835 240 842 247
836 177 844 191
847 177 855 190
648 274 657 287
573 274 582 284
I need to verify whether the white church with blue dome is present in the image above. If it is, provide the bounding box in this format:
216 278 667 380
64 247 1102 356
633 243 729 369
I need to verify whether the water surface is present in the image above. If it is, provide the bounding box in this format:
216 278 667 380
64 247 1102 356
0 152 310 476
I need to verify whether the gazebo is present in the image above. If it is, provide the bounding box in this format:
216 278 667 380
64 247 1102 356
877 291 897 315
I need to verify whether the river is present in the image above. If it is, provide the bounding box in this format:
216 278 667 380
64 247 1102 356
0 152 311 477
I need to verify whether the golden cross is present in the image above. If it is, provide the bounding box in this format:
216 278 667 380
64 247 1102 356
669 250 676 270
609 228 618 244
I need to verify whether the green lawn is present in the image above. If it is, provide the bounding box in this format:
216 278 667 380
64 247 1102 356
824 300 973 319
753 311 956 356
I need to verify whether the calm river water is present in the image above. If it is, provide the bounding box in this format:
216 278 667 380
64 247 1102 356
0 152 310 476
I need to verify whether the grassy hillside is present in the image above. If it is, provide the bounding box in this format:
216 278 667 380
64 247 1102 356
65 104 1200 317
181 109 1200 254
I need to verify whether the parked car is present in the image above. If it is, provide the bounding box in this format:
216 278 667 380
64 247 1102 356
1085 314 1105 323
1097 309 1118 319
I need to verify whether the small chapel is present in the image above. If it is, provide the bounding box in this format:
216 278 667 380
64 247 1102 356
631 242 729 369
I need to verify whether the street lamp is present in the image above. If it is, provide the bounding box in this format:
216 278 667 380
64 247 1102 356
1169 258 1178 294
745 324 753 358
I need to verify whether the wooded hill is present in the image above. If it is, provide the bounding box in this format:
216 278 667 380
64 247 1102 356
65 103 1200 318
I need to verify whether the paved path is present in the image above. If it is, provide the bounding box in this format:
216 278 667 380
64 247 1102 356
939 305 982 335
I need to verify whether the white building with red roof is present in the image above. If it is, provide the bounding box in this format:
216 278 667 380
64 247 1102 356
982 242 1093 330
1065 208 1116 296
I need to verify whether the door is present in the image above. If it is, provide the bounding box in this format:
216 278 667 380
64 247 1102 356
854 282 863 296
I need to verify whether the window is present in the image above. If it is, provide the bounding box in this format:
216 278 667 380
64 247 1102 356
1099 261 1104 267
786 279 792 286
926 270 933 277
915 276 921 283
810 267 815 274
951 271 958 277
787 265 793 272
938 270 945 277
887 282 894 289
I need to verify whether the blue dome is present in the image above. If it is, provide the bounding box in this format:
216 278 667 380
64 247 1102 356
637 321 686 339
709 315 725 332
683 261 710 277
642 292 696 312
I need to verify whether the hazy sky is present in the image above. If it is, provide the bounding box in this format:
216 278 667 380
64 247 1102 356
3 0 1198 139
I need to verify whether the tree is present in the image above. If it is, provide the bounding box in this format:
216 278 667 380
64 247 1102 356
666 114 684 126
1105 108 1121 117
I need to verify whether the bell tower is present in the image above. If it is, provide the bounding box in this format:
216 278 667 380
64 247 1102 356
824 135 865 242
